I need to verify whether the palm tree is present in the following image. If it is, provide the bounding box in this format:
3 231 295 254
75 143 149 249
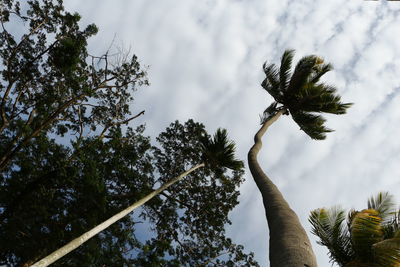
248 49 352 266
32 128 243 267
309 192 400 266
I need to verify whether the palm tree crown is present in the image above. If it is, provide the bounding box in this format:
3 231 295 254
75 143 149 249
261 49 352 139
201 128 244 173
309 192 400 266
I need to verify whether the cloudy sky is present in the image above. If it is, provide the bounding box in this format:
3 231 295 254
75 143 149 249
64 0 400 266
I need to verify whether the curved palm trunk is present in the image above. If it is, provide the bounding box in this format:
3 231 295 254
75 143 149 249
248 110 317 267
31 163 205 267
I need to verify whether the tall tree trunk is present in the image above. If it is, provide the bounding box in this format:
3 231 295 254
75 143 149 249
31 163 205 267
248 110 317 267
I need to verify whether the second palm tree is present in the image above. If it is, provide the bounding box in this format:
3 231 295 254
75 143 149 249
248 49 352 266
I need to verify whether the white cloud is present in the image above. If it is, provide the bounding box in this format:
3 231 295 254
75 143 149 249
65 0 400 266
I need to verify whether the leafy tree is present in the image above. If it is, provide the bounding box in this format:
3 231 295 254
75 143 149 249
248 49 352 266
0 0 148 172
0 0 258 266
0 126 154 266
1 120 259 266
310 192 400 266
33 122 245 266
133 120 258 267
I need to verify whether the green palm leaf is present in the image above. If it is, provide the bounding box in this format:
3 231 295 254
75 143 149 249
200 128 244 174
261 63 282 102
350 209 384 262
297 84 352 115
260 49 352 140
310 192 399 266
309 62 333 84
309 207 354 265
382 211 400 239
260 102 278 124
279 49 294 92
286 55 319 97
291 111 332 140
368 192 395 220
372 236 400 267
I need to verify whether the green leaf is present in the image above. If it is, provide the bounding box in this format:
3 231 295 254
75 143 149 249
260 50 351 140
201 128 244 172
309 207 354 265
279 49 295 92
350 209 384 261
291 111 332 140
368 192 395 220
286 55 318 96
261 63 283 102
372 237 400 267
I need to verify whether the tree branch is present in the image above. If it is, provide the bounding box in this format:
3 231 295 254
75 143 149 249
98 110 145 139
0 93 87 171
8 19 47 62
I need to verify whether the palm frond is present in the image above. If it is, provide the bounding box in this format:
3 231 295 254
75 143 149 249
260 102 278 124
261 63 283 102
279 49 295 92
290 111 332 140
347 209 358 230
312 194 399 266
382 210 400 239
350 209 384 262
260 50 351 140
286 55 318 97
368 192 395 220
201 128 244 173
309 62 333 83
372 237 400 267
309 207 354 265
297 84 353 115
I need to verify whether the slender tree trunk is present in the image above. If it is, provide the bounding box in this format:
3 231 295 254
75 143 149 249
248 110 317 267
31 163 205 267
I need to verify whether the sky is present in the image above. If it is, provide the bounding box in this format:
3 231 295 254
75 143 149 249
63 0 400 266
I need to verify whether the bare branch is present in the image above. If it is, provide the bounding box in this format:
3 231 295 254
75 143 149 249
104 53 108 81
0 83 14 132
196 249 232 267
10 89 23 117
77 105 84 141
116 110 145 126
25 108 35 127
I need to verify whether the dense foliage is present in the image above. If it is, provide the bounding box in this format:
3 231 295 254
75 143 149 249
0 1 257 266
1 121 258 266
0 0 148 172
1 126 153 266
134 120 257 266
310 192 400 266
